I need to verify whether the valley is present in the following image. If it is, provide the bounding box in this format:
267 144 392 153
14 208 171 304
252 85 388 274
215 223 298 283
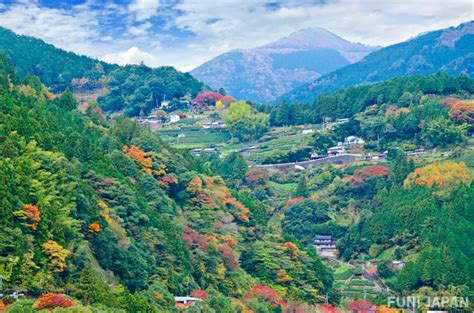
0 12 472 313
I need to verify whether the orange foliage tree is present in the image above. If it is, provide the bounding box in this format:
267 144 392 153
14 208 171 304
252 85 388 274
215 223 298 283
88 223 101 234
14 204 40 230
34 294 75 310
281 242 299 258
123 145 152 173
404 161 471 189
448 100 474 124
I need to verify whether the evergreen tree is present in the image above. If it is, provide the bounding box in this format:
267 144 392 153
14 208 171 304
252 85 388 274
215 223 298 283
294 175 309 198
55 89 77 110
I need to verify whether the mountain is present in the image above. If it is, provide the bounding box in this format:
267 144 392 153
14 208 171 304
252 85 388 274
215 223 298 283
0 52 334 311
190 28 378 102
278 21 474 104
0 27 204 116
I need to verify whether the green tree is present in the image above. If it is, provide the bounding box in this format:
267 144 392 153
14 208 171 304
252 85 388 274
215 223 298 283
223 101 269 142
295 175 309 198
55 89 77 110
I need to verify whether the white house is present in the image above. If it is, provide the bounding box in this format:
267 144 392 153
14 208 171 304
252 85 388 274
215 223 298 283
344 136 365 147
174 296 203 306
327 146 346 155
169 114 181 123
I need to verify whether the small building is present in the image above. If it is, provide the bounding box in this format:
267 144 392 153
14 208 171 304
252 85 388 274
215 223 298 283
327 146 346 155
134 115 161 125
336 118 350 124
364 152 388 161
344 136 365 147
174 296 203 308
169 114 181 123
160 100 170 108
314 235 338 258
191 148 219 156
302 129 314 135
203 121 226 129
390 260 405 270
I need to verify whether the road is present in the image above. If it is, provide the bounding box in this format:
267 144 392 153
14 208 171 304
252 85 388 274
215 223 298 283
254 154 363 170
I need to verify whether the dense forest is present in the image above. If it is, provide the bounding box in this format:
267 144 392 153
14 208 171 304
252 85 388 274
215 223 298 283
0 27 205 117
0 52 336 311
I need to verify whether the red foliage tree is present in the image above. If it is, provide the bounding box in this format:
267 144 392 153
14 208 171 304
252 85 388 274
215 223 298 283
246 286 287 308
245 168 269 187
219 244 239 269
35 294 75 310
318 304 341 313
346 300 374 313
190 289 209 299
193 91 223 107
345 165 389 186
182 226 209 252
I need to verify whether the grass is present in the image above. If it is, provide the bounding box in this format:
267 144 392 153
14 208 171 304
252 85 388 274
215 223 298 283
268 181 297 197
348 280 375 287
333 265 354 280
157 127 231 148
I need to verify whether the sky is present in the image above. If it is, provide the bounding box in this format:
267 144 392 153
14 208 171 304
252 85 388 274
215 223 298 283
0 0 472 72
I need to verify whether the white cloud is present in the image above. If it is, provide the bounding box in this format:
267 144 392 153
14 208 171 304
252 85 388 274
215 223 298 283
101 46 160 67
0 0 471 72
128 0 160 21
170 0 473 69
0 0 102 56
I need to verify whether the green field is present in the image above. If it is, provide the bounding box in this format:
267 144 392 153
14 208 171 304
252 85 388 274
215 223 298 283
157 127 231 148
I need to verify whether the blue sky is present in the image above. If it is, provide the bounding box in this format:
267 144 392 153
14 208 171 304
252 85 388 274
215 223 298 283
0 0 472 71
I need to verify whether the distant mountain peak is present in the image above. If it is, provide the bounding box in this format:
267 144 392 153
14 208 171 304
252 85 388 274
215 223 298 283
277 21 474 104
191 27 378 102
259 27 377 54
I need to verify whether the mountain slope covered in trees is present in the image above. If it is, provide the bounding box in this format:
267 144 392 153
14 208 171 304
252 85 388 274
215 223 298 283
278 21 474 104
191 28 378 102
0 27 205 117
0 52 335 311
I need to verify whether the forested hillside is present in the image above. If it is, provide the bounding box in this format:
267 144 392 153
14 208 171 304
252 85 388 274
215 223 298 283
0 27 204 117
264 71 474 298
278 21 473 104
0 52 336 311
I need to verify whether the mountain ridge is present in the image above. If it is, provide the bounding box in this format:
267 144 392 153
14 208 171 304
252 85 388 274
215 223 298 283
190 27 379 102
277 21 474 104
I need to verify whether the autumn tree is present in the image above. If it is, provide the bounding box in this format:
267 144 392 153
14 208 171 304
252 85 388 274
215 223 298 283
42 240 70 272
404 161 471 189
34 294 75 310
13 204 40 230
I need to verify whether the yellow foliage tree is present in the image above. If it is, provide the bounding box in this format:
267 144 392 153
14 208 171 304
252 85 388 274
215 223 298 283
404 161 471 189
277 269 292 283
41 240 70 272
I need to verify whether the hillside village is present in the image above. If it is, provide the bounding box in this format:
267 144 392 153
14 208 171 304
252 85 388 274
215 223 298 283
0 9 472 313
